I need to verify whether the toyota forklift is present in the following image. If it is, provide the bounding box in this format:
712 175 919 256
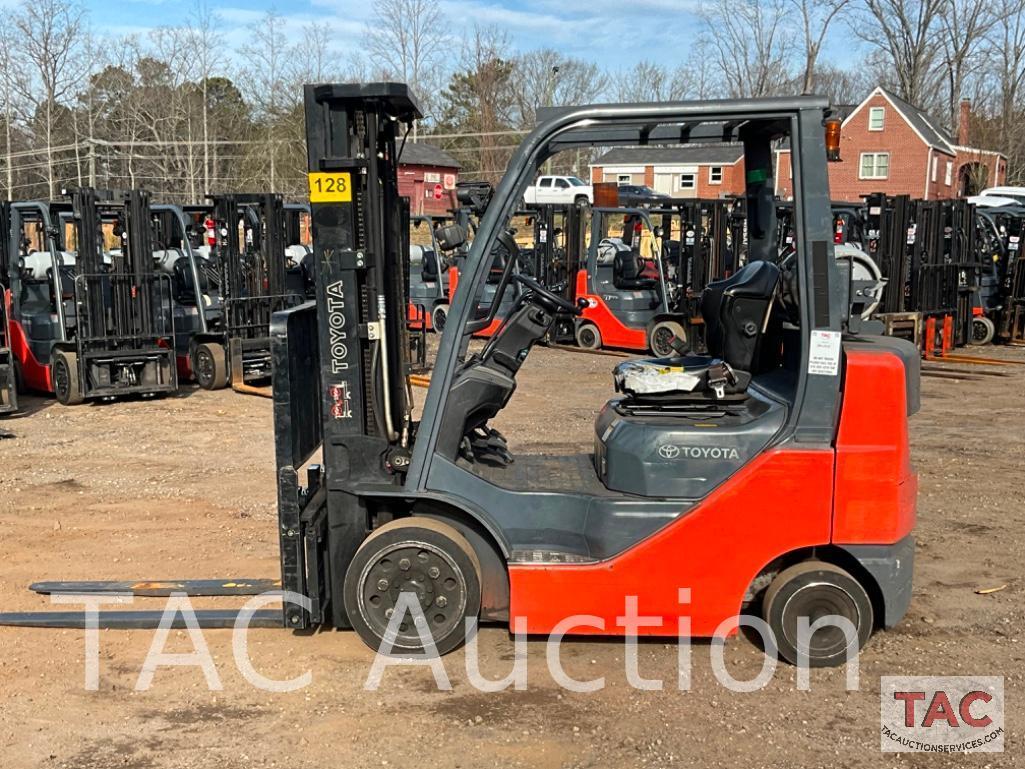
5 190 177 405
188 194 304 390
0 84 919 668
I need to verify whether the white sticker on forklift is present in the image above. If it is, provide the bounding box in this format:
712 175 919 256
808 329 841 376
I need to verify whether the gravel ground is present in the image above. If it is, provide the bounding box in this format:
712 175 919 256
0 342 1022 768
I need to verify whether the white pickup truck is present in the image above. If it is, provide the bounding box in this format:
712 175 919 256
523 175 593 205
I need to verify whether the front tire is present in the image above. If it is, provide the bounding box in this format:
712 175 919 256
343 518 482 656
970 315 995 346
192 342 229 390
575 322 602 350
52 350 83 406
762 560 874 667
649 320 687 358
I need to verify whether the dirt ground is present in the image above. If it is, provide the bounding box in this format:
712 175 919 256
0 342 1023 769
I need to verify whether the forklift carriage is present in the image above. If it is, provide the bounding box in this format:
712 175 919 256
0 204 17 415
0 84 921 668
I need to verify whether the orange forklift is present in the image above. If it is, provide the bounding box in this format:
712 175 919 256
0 85 919 667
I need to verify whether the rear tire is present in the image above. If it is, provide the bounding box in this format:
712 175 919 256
649 320 687 358
762 560 874 667
431 304 450 333
574 195 590 208
970 315 995 346
344 518 482 656
192 342 229 390
52 350 83 406
575 322 602 350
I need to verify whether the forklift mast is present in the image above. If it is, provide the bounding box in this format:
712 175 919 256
269 83 421 629
0 202 16 415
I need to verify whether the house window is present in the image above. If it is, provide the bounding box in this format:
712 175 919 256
617 174 631 185
679 173 696 190
945 161 953 186
931 156 938 182
868 107 885 131
709 166 723 184
859 152 890 180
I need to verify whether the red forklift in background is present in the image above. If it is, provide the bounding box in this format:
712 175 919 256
1 85 920 669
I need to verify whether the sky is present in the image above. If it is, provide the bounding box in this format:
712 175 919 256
96 0 858 76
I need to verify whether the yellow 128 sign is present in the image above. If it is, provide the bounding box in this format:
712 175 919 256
308 172 352 203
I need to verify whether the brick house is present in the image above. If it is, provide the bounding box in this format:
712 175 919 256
775 87 1007 201
397 142 461 216
589 145 746 198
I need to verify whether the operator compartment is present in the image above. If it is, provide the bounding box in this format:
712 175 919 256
595 258 790 497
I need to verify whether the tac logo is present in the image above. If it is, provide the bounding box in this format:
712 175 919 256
880 676 1004 753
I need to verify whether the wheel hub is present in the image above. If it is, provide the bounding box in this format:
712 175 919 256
358 541 467 649
779 582 860 658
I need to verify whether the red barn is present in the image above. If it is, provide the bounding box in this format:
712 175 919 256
775 87 1006 201
397 142 461 216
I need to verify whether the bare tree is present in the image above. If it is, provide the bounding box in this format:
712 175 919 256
702 0 796 98
238 10 291 190
513 49 608 128
853 0 945 108
788 0 852 93
937 0 999 132
365 0 448 121
10 0 90 198
179 1 224 197
613 61 692 102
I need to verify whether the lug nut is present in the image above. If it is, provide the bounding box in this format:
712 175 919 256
385 608 394 619
435 596 447 608
377 579 389 591
398 558 411 571
428 566 440 579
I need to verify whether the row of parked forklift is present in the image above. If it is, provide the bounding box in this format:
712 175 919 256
0 190 312 410
405 184 1024 364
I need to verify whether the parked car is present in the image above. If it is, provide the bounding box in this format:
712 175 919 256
523 175 593 205
616 185 670 206
977 187 1025 206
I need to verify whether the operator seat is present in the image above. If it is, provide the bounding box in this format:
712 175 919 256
613 248 657 290
614 259 782 400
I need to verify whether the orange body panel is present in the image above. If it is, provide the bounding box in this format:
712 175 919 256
832 348 917 544
447 268 503 338
5 288 52 393
509 449 835 637
573 269 649 351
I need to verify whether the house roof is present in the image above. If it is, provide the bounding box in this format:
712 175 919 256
399 142 461 169
590 144 744 167
881 88 955 152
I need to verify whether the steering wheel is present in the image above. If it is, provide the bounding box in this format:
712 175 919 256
513 272 581 315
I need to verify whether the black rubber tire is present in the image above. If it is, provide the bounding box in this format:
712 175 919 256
575 322 602 350
192 342 229 390
51 350 83 406
574 195 590 208
343 518 482 656
762 560 874 667
431 304 450 333
970 315 995 346
13 359 24 394
649 320 687 358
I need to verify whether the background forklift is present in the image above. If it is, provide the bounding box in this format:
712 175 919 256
0 204 17 416
0 84 921 669
5 190 177 405
187 193 304 390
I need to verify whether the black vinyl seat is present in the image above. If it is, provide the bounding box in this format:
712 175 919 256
614 260 782 400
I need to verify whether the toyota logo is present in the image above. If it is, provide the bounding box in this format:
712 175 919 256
658 444 680 459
